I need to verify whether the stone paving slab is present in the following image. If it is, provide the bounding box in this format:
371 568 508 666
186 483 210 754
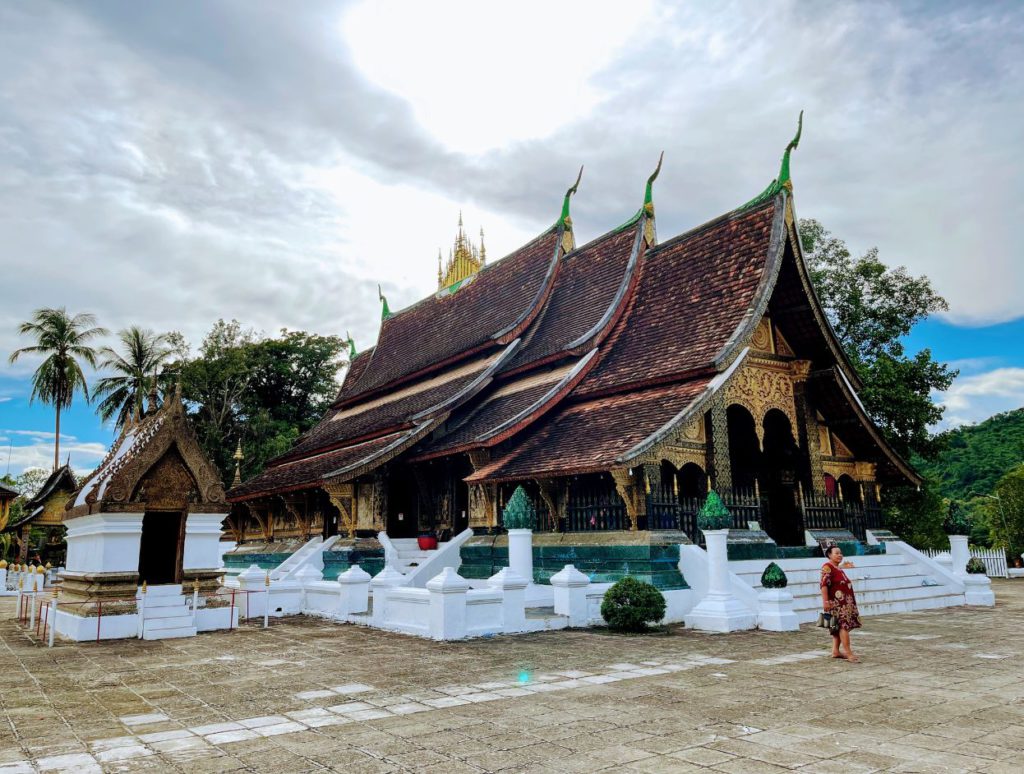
0 581 1022 772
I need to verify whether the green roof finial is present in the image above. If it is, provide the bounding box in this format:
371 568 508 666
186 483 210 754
643 151 664 215
378 285 391 320
558 166 584 252
778 110 803 191
739 111 804 210
345 330 357 359
559 166 584 227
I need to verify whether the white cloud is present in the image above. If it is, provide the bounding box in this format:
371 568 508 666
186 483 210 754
934 367 1024 429
0 397 10 403
3 439 107 477
342 0 654 154
4 430 78 441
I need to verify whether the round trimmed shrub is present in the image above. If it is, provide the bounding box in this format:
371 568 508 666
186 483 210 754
600 576 666 632
965 557 987 575
697 491 733 531
760 562 788 589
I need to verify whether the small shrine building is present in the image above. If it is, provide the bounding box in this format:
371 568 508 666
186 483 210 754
2 464 76 565
61 387 230 605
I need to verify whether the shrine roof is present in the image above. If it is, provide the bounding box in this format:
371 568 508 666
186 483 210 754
24 465 76 511
504 224 642 372
339 228 561 402
577 197 782 397
464 378 712 483
228 431 408 500
0 483 17 501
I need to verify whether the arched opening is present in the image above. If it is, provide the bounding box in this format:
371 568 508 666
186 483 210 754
823 474 838 498
726 404 760 490
838 474 862 506
761 409 802 545
678 463 707 500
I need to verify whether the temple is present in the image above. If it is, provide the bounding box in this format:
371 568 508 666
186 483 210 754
2 464 76 565
226 118 920 583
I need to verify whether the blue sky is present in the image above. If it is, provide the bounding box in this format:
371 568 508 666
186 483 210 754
1 0 1022 476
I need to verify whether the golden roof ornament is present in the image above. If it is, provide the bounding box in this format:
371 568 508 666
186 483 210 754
437 212 485 289
232 440 244 487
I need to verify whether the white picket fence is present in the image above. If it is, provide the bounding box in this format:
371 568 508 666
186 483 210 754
924 547 1009 578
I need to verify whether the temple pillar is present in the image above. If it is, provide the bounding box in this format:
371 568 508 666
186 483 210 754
708 402 732 492
792 364 824 495
535 479 563 532
611 468 642 531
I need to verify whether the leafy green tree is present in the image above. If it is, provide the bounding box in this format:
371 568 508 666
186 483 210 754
176 321 347 484
882 480 947 550
8 308 107 471
988 464 1024 560
799 220 956 461
93 327 173 429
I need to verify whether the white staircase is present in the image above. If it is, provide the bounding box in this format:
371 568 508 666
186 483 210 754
389 538 444 574
139 584 196 640
731 552 964 625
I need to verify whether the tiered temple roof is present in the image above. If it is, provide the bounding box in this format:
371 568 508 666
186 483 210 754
229 129 920 504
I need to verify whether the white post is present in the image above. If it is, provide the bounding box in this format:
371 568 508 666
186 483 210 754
137 584 146 639
0 568 7 591
488 567 528 633
264 572 270 629
685 528 757 633
507 529 534 584
192 581 199 613
370 566 406 625
948 534 970 578
236 564 265 619
550 565 590 627
426 567 470 640
48 595 58 647
338 565 371 615
29 590 37 628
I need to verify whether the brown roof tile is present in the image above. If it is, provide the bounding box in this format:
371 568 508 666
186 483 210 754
465 379 711 482
506 226 639 371
229 431 405 500
342 229 560 400
578 200 778 396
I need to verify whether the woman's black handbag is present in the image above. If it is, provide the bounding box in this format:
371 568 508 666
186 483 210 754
818 612 840 635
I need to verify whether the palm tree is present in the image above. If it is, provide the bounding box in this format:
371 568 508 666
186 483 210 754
93 327 173 430
8 308 107 471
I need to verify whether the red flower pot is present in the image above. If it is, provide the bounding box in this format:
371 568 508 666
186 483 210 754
417 536 438 550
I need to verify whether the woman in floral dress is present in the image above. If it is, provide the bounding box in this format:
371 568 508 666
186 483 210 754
820 542 861 662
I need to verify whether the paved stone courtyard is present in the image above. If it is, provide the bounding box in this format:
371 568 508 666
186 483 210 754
1 582 1022 773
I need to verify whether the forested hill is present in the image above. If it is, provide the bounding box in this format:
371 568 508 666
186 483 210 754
914 408 1024 500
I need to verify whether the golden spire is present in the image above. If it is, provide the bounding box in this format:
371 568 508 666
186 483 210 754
232 440 244 487
437 213 485 289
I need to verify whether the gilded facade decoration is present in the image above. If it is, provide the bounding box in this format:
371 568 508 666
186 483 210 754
723 358 798 445
324 482 357 537
750 317 774 354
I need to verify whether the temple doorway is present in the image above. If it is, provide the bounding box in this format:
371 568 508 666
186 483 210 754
386 475 418 538
138 511 184 586
762 409 802 545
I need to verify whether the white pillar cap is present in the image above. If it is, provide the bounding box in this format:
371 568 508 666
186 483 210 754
550 564 590 588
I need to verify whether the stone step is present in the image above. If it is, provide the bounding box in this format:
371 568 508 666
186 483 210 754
141 584 184 597
730 554 909 574
143 625 197 640
747 575 949 597
794 594 965 624
143 613 194 629
787 584 959 611
141 595 190 609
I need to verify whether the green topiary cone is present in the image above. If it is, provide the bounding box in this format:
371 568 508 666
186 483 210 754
761 561 788 589
697 491 733 531
503 485 536 530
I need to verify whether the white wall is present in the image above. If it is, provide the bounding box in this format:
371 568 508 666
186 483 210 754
64 513 144 574
183 513 227 571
